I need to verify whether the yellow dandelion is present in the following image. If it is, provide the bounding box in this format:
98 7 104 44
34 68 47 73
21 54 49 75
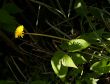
15 25 24 38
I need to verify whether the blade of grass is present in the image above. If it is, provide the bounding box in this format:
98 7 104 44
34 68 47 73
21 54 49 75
36 5 41 27
46 20 71 39
30 0 66 18
7 60 19 82
42 16 78 34
68 0 73 18
56 0 66 18
11 56 27 81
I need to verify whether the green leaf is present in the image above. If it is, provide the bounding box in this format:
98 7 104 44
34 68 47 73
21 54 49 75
51 50 68 81
84 78 99 84
62 54 78 68
61 39 90 52
71 67 83 77
70 53 87 65
78 29 104 44
0 9 17 24
74 0 87 17
0 9 18 32
3 3 22 14
90 59 110 74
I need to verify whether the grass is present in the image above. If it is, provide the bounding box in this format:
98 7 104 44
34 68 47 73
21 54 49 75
0 0 110 84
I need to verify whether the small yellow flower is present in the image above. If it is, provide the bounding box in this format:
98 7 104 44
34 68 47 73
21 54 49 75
15 25 24 38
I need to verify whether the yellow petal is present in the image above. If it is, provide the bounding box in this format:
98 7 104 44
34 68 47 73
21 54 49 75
15 25 24 38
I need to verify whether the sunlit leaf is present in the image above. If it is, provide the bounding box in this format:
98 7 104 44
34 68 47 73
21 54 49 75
62 54 78 68
90 59 110 74
51 50 68 81
60 39 90 52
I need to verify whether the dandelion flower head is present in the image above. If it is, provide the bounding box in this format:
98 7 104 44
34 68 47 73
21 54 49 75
15 25 24 38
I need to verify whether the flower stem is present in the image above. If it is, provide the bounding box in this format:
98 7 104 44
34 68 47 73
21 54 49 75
24 33 69 41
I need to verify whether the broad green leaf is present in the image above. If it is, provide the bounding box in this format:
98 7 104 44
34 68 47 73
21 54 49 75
90 59 110 74
70 53 87 65
0 9 18 32
62 54 78 68
68 39 90 52
61 39 90 52
51 50 68 81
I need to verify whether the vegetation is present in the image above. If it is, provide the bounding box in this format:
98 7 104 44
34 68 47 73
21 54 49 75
0 0 110 84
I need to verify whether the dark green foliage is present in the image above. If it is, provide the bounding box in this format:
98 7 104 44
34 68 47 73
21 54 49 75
0 0 110 84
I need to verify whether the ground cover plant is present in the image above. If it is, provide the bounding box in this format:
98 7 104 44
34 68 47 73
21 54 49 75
0 0 110 84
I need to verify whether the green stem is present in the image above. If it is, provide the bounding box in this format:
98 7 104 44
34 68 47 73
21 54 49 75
25 33 69 41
